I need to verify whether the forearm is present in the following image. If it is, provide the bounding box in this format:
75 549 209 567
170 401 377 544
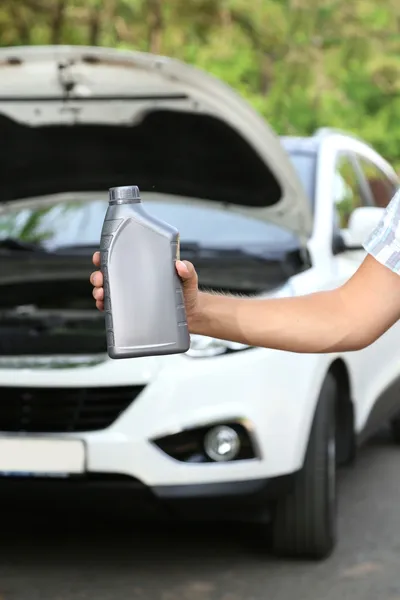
191 288 367 354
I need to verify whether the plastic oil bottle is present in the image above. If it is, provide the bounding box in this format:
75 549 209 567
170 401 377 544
100 185 190 358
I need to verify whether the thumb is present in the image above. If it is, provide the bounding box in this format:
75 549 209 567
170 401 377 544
176 260 198 288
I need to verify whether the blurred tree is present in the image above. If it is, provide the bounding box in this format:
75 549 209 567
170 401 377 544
0 0 399 168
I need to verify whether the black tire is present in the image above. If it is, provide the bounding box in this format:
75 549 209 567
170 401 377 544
272 374 337 560
390 416 400 444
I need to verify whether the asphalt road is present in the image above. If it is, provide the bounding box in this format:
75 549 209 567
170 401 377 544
1 429 400 600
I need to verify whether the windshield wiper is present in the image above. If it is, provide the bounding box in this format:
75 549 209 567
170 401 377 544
179 242 283 263
179 242 310 276
0 237 45 252
51 243 100 256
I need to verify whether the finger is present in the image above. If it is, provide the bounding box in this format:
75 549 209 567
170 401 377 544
96 300 104 312
92 287 104 301
93 251 101 267
176 260 198 293
176 260 193 280
90 270 103 287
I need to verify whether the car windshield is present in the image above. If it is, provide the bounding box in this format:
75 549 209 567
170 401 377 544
0 196 299 252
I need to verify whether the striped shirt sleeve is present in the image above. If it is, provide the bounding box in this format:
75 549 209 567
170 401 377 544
363 189 400 274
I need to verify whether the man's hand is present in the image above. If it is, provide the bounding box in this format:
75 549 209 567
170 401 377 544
90 252 203 327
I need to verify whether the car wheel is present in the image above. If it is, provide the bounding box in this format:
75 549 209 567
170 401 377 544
272 374 337 560
390 415 400 443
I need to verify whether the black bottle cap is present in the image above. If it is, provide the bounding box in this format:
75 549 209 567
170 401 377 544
108 185 141 205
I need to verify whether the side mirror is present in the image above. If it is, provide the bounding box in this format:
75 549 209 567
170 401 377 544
346 206 385 248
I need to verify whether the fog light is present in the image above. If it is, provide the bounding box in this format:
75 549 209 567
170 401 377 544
152 421 256 463
204 426 241 462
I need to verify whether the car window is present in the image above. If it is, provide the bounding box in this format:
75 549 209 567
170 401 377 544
286 152 316 208
357 157 398 208
333 154 368 229
0 196 299 250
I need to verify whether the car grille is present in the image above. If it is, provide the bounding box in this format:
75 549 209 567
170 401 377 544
0 386 144 433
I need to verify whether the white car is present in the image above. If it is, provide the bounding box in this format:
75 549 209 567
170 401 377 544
0 45 399 560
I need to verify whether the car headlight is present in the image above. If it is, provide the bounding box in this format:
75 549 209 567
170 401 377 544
186 335 251 358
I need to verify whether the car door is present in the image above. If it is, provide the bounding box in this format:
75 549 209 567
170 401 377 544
332 147 400 433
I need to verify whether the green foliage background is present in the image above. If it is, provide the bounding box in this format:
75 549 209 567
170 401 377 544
1 0 400 168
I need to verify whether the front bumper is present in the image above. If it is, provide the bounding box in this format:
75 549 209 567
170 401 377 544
0 345 330 486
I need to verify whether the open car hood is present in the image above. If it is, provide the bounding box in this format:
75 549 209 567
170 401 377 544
0 45 312 240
